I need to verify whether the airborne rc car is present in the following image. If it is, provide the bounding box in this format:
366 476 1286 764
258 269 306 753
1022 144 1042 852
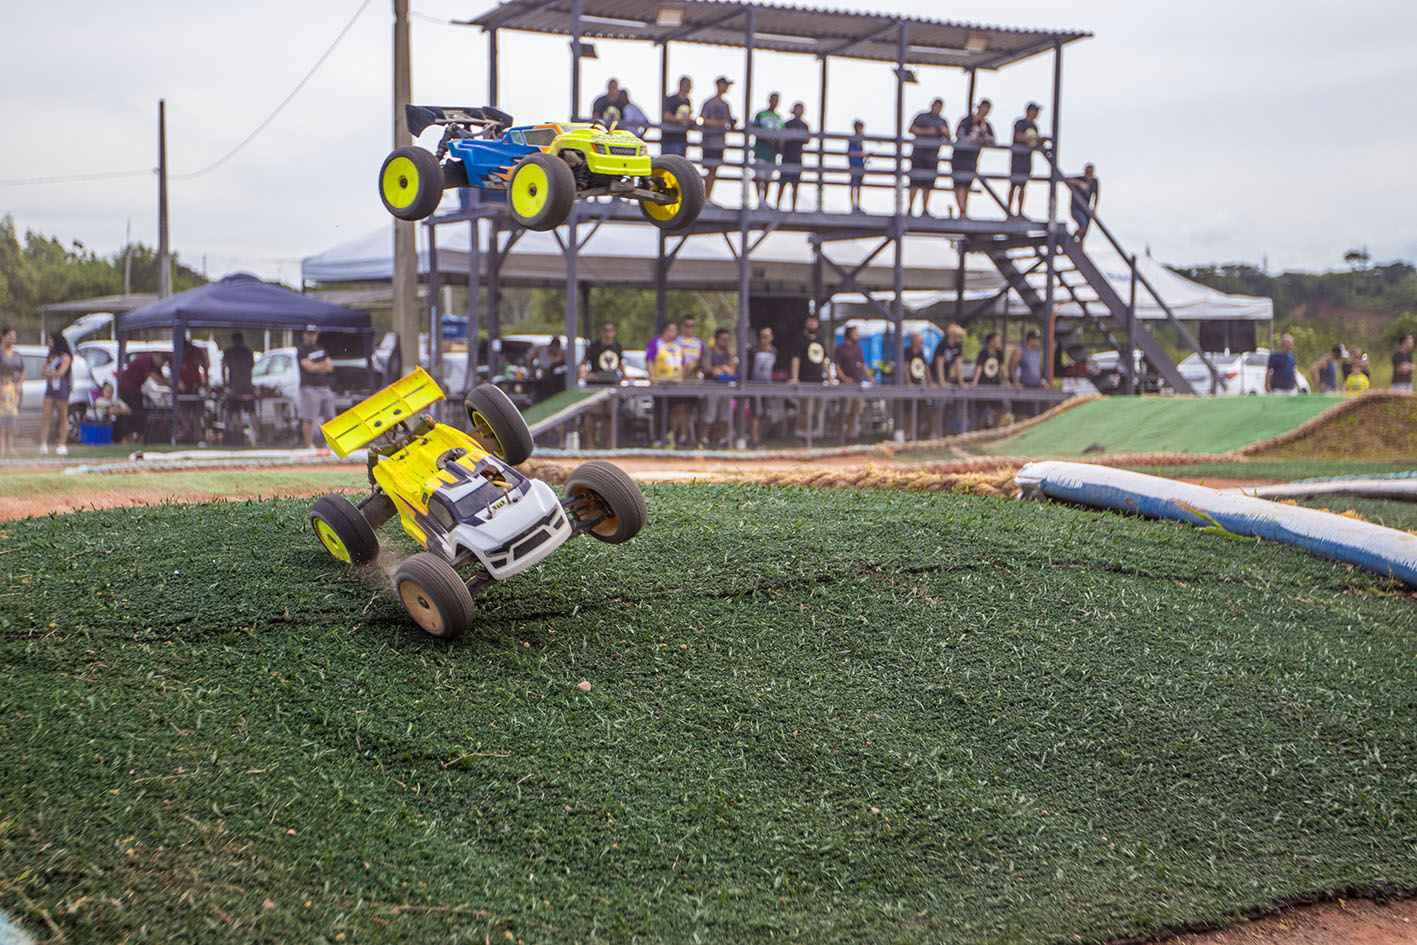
379 105 705 232
309 368 646 639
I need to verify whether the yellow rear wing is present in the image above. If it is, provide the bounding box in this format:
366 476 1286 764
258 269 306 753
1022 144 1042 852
320 367 446 459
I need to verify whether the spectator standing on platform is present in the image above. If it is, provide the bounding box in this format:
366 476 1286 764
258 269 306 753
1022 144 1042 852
1265 333 1299 395
834 323 872 440
297 326 336 449
617 89 649 137
970 331 1005 427
38 332 73 455
1068 163 1100 244
222 331 258 446
579 320 625 448
747 326 778 448
0 326 21 458
699 76 734 202
679 316 707 443
1391 334 1414 393
953 99 995 219
847 120 868 213
789 314 828 439
115 351 169 443
591 78 620 124
661 76 695 157
1310 344 1346 393
776 102 810 211
648 322 690 448
701 328 737 448
1009 330 1048 417
932 323 965 387
750 93 784 205
1007 103 1046 217
907 99 950 216
904 333 931 388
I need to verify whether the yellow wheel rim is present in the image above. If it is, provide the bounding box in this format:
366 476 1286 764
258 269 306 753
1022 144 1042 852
398 579 445 634
469 410 506 458
314 518 351 563
510 163 550 218
381 156 421 211
643 167 682 221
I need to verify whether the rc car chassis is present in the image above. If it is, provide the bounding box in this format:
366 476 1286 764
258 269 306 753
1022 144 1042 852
309 368 646 639
378 104 705 232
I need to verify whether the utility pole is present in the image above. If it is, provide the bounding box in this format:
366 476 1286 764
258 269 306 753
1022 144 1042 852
392 0 419 374
157 99 172 298
123 218 133 296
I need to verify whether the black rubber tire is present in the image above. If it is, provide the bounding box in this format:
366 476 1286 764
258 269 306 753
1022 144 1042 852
508 152 576 231
395 552 475 639
379 146 445 221
565 460 647 544
310 494 380 566
639 154 705 231
465 384 534 465
362 492 397 529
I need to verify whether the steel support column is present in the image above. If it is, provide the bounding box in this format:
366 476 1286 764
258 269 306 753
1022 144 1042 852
465 218 480 398
570 0 582 118
488 29 499 106
487 223 502 379
1043 41 1063 378
736 9 755 408
815 56 828 211
1126 253 1138 396
655 232 667 333
891 25 908 390
565 211 579 392
427 221 441 392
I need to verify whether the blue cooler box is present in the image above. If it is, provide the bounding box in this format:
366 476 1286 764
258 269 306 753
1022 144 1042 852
80 422 114 445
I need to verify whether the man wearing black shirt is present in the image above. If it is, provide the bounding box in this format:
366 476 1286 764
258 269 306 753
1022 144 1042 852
591 78 620 124
970 331 1005 429
789 314 827 438
1007 102 1047 217
907 98 950 216
660 76 694 157
776 102 810 211
297 325 335 449
579 321 625 447
1069 163 1100 244
931 323 965 387
222 331 258 445
953 99 995 219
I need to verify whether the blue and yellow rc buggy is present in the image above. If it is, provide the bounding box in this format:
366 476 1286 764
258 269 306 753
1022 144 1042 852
309 369 646 639
378 105 704 232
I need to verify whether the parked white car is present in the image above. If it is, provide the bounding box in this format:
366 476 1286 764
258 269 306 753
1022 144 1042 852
1178 348 1311 396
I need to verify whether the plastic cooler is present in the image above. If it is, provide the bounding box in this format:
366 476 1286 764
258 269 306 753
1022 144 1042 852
80 422 114 445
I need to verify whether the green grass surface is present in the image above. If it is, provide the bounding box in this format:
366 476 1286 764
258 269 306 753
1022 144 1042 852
1131 460 1417 482
988 396 1342 457
0 467 362 501
3 486 1416 944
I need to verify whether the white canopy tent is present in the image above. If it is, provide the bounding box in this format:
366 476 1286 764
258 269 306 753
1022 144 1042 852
300 221 1005 297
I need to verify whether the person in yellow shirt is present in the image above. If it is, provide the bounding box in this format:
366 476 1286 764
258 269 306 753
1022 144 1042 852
1345 368 1370 394
648 322 687 446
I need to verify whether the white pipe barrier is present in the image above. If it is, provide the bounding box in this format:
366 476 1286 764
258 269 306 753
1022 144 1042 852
1016 460 1417 587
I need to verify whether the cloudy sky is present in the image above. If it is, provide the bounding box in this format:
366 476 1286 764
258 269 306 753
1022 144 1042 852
0 0 1411 284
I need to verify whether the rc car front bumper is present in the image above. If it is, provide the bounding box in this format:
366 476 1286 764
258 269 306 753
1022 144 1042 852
447 480 573 581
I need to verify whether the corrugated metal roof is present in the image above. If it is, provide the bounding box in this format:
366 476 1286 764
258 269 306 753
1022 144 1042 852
467 0 1087 70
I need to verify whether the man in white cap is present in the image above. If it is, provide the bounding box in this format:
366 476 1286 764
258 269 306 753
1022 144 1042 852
297 324 335 448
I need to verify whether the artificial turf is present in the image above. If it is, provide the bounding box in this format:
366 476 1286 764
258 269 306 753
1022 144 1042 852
988 396 1342 457
2 485 1416 944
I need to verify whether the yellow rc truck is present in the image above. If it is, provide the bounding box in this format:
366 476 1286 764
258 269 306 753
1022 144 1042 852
309 368 646 639
379 105 705 232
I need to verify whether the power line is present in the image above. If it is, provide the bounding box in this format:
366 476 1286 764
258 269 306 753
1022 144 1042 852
0 168 153 187
171 0 375 180
410 9 454 25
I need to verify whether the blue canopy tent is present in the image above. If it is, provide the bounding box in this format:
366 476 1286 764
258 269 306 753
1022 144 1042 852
116 273 374 443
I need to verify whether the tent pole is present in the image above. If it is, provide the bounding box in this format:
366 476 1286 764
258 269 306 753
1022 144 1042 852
488 223 502 380
565 210 579 393
736 8 754 426
466 218 480 399
171 321 182 444
427 221 441 398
